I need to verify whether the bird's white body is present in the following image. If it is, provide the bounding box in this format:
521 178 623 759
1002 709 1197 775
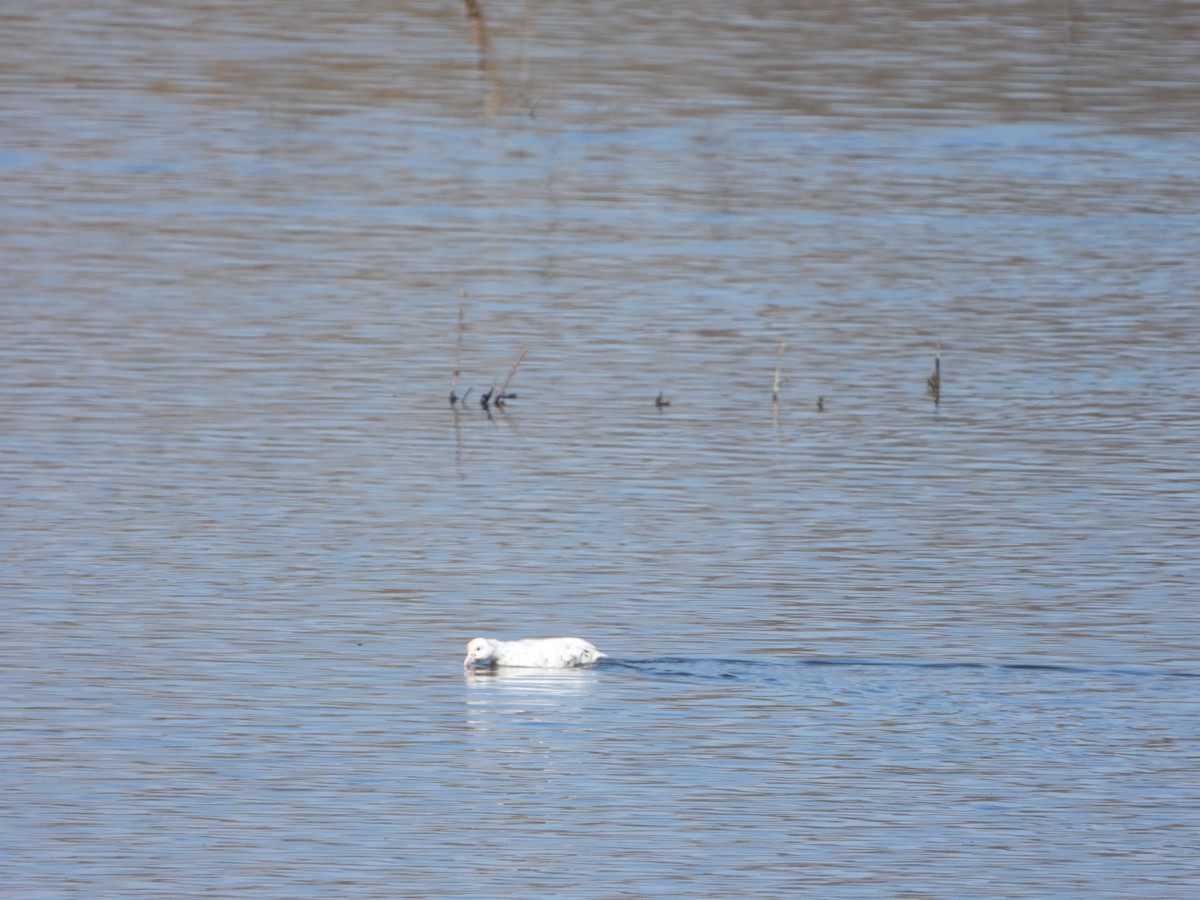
464 636 607 669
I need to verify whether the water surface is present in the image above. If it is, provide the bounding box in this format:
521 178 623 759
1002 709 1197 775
3 1 1199 896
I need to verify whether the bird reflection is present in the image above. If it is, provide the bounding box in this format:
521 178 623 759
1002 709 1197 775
463 665 599 694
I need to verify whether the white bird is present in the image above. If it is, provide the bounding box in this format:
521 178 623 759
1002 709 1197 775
463 636 607 669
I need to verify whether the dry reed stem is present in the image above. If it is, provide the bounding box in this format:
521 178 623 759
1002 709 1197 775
462 0 501 113
450 289 466 405
927 341 942 400
772 341 786 402
496 347 528 402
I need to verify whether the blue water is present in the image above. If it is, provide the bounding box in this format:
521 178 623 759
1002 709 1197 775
3 1 1199 896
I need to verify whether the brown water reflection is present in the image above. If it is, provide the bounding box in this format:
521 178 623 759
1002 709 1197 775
3 1 1199 897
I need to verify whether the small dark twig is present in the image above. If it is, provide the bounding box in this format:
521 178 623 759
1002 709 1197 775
927 341 941 402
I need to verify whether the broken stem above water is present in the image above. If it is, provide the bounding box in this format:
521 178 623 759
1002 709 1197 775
494 347 528 405
450 289 466 405
772 341 786 402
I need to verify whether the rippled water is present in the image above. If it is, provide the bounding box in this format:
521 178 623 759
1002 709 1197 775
3 1 1199 896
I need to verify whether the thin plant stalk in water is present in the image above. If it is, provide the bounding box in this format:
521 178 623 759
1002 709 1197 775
772 341 786 403
450 289 466 406
927 341 941 404
493 348 527 407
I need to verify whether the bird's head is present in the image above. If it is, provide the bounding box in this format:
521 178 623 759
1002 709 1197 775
464 637 497 668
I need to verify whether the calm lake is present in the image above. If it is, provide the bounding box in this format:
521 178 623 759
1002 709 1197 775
3 1 1199 896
